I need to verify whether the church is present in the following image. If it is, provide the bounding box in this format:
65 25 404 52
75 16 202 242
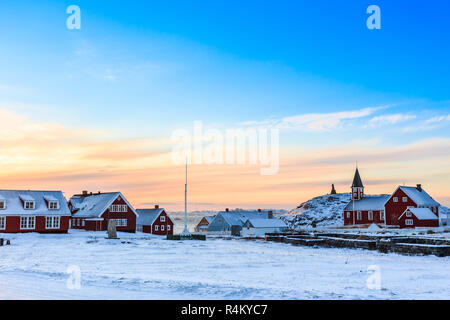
343 168 440 228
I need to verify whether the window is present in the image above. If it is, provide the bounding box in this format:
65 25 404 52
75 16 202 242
161 225 165 231
82 219 85 227
20 216 35 229
46 216 60 229
402 197 408 203
0 216 5 230
405 219 413 226
357 211 362 220
121 219 127 226
122 205 127 212
406 211 412 217
160 215 166 222
368 211 373 221
167 225 171 231
155 225 159 231
0 201 5 210
24 201 35 210
380 211 385 220
346 212 350 219
393 197 398 203
48 201 59 210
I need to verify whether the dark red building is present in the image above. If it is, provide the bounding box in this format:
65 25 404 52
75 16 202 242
69 191 137 232
0 190 71 233
398 207 439 228
136 206 174 235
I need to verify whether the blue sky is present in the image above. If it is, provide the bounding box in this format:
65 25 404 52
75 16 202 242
0 1 449 208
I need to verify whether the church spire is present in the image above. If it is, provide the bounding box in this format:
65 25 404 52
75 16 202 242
352 167 364 188
351 166 364 200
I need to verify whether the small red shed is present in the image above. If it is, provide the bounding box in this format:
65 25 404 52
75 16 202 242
136 206 174 235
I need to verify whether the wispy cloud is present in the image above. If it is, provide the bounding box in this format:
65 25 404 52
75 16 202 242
368 114 416 127
242 106 388 132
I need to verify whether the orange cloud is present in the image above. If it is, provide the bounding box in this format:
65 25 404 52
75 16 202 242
0 108 449 211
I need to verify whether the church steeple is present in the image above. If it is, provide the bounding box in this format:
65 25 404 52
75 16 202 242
351 167 364 200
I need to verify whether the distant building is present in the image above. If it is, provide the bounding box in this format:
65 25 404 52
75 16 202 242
195 215 215 232
69 191 137 232
0 190 71 233
241 218 287 237
343 168 441 228
208 208 273 232
136 205 174 235
330 184 337 195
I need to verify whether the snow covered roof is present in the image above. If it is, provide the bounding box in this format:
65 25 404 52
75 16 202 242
398 186 440 207
70 192 137 218
245 218 287 228
43 195 58 202
136 208 173 226
344 195 390 211
217 210 271 227
0 190 71 216
352 168 364 188
204 216 215 223
400 208 438 220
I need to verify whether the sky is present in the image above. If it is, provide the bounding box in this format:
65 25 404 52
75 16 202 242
0 0 449 210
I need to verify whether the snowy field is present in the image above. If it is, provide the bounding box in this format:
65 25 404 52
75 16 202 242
0 230 449 300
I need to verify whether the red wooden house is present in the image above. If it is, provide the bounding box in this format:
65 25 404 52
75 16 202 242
398 207 439 228
68 191 137 232
195 216 215 232
0 190 71 233
384 184 440 226
136 205 174 235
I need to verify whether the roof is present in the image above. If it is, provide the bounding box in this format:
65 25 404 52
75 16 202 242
344 195 390 211
0 190 71 216
398 186 440 207
400 208 438 220
204 216 215 223
352 168 364 188
216 210 271 227
245 218 287 228
136 208 173 226
70 192 137 218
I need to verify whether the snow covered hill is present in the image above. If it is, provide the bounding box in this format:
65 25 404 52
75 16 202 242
281 193 351 229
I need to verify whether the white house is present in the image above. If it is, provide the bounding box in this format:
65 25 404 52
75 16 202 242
241 218 287 237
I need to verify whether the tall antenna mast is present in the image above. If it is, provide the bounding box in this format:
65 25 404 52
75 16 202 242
181 158 191 236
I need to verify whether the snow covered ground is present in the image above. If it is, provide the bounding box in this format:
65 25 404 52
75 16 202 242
0 230 449 300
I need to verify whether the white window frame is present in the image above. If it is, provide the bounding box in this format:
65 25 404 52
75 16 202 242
346 212 350 218
0 201 6 210
380 210 385 220
402 197 408 203
406 211 412 217
167 224 171 231
161 225 165 231
393 197 398 203
46 216 60 229
160 215 166 222
20 216 35 230
48 201 59 210
368 211 373 221
82 219 85 227
24 201 35 210
122 205 127 212
357 211 362 220
405 219 413 226
155 225 159 231
0 216 5 230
